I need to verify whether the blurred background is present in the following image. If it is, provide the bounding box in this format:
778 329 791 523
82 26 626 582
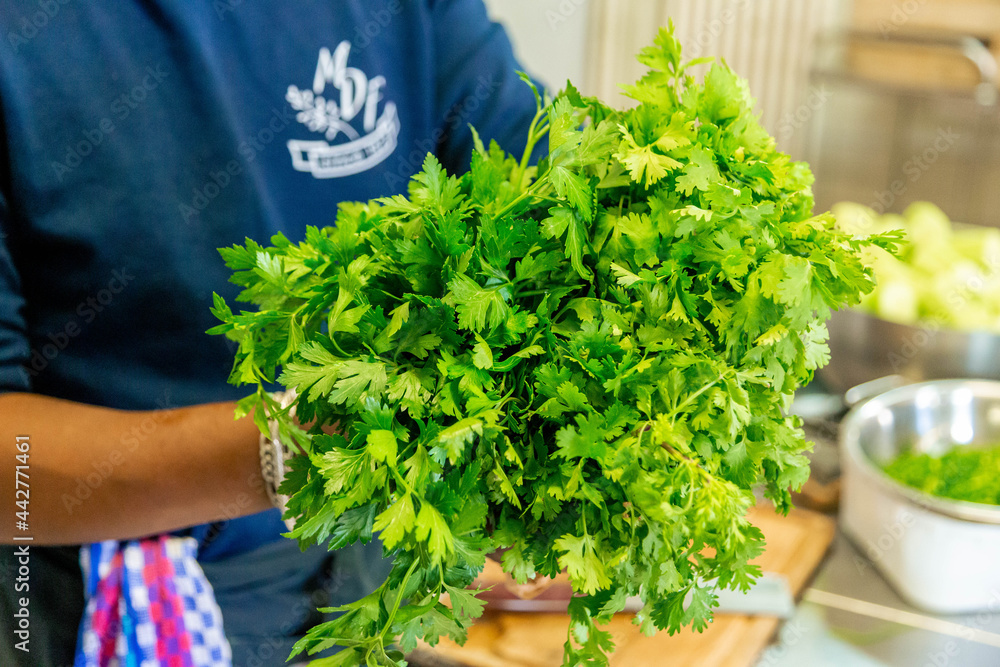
485 0 1000 229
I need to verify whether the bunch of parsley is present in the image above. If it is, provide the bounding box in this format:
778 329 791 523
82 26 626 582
211 25 894 667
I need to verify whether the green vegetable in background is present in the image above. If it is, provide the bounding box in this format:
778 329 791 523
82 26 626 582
884 444 1000 505
835 201 1000 332
210 24 896 667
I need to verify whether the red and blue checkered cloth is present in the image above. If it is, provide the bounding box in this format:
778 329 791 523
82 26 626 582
75 535 232 667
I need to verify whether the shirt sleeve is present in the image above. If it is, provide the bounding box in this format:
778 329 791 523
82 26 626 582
0 187 30 394
430 0 548 174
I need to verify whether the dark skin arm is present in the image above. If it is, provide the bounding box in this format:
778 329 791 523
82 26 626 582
0 392 270 545
0 392 558 598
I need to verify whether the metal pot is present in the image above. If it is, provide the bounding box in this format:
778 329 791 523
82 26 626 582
840 379 1000 613
820 308 1000 396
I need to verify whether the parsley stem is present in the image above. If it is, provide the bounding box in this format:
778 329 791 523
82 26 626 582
532 194 562 205
494 187 537 220
389 466 414 497
495 151 555 221
376 289 405 302
670 372 726 422
379 557 420 642
657 432 716 486
511 107 547 188
513 289 550 298
329 335 350 358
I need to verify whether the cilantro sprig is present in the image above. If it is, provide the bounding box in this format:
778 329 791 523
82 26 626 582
211 24 894 667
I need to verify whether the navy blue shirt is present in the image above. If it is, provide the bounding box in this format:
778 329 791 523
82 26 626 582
0 1 541 663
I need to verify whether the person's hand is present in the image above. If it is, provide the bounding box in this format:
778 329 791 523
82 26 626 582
502 572 554 600
274 394 558 600
480 557 557 600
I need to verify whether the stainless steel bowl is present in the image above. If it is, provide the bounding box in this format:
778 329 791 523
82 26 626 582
820 308 1000 396
840 379 1000 613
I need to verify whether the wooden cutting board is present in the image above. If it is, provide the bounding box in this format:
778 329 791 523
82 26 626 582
409 505 835 667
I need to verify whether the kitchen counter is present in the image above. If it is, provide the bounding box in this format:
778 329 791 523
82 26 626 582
412 505 837 667
410 521 1000 666
756 531 1000 667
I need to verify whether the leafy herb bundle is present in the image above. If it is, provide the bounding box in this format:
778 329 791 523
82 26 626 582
211 26 894 667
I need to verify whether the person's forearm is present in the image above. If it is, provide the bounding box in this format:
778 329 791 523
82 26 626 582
0 392 271 545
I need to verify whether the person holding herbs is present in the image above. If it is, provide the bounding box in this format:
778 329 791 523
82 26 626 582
0 1 544 665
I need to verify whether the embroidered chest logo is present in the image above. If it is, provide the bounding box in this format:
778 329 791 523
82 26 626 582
286 42 399 179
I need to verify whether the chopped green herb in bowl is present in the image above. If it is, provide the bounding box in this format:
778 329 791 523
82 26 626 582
884 445 1000 506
